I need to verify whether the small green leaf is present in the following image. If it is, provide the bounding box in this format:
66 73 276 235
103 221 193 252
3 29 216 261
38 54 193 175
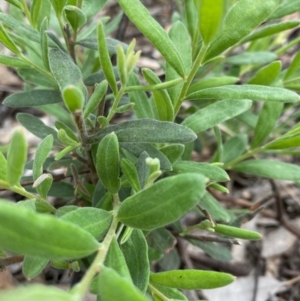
95 265 149 301
142 68 174 121
83 80 108 119
136 152 150 189
62 85 84 113
30 0 43 29
251 102 283 149
49 0 68 16
97 21 118 95
4 90 62 107
22 256 49 279
269 0 300 20
0 23 21 55
61 207 112 239
232 159 300 181
225 51 277 66
173 161 229 182
182 99 252 134
198 0 223 45
121 158 141 192
186 85 299 103
249 60 282 85
0 200 100 259
213 223 261 240
205 0 281 60
150 283 188 301
150 269 235 289
17 113 58 141
265 133 300 149
89 119 197 144
242 20 300 43
0 285 76 301
200 191 231 222
120 143 172 171
117 0 186 77
49 48 87 98
127 73 158 119
284 52 300 80
121 229 150 292
82 0 109 21
0 152 7 181
118 173 206 230
159 144 184 164
0 55 28 68
33 135 53 199
96 132 121 194
7 130 27 186
64 5 87 32
55 121 78 142
40 17 50 71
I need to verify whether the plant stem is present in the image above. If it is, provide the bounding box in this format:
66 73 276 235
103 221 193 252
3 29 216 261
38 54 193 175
174 44 208 115
71 194 121 298
106 86 126 122
0 180 56 213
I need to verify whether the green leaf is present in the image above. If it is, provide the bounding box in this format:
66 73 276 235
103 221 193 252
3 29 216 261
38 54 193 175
142 68 174 121
7 130 27 186
213 223 261 240
0 285 76 301
251 102 283 148
136 152 150 189
118 173 206 230
225 51 276 65
96 132 121 194
49 0 68 16
0 200 99 259
61 207 112 240
17 68 58 88
188 76 239 94
4 90 62 107
200 191 231 222
62 85 84 113
269 0 300 20
182 99 252 133
64 5 87 32
0 55 28 68
0 152 7 181
121 158 141 192
186 85 299 103
120 229 150 293
242 20 300 43
17 113 58 141
89 119 197 144
150 269 235 289
127 73 158 119
40 17 50 71
265 133 300 149
0 23 21 55
232 159 300 181
173 161 229 182
5 0 22 9
222 135 248 164
159 144 184 164
166 21 192 104
284 52 300 80
31 0 43 29
97 21 118 96
95 265 149 301
120 143 172 171
33 135 53 199
249 60 282 85
22 256 49 279
150 283 188 301
198 0 223 45
49 48 87 98
83 80 108 119
117 0 186 77
205 0 281 60
82 0 109 21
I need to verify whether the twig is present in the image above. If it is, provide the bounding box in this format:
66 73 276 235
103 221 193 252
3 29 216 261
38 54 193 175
176 233 241 245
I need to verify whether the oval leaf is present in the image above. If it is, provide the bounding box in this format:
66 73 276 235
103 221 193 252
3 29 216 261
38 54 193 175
186 85 299 103
232 159 300 181
22 256 49 279
117 173 206 230
0 200 100 259
182 99 252 134
150 269 235 290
